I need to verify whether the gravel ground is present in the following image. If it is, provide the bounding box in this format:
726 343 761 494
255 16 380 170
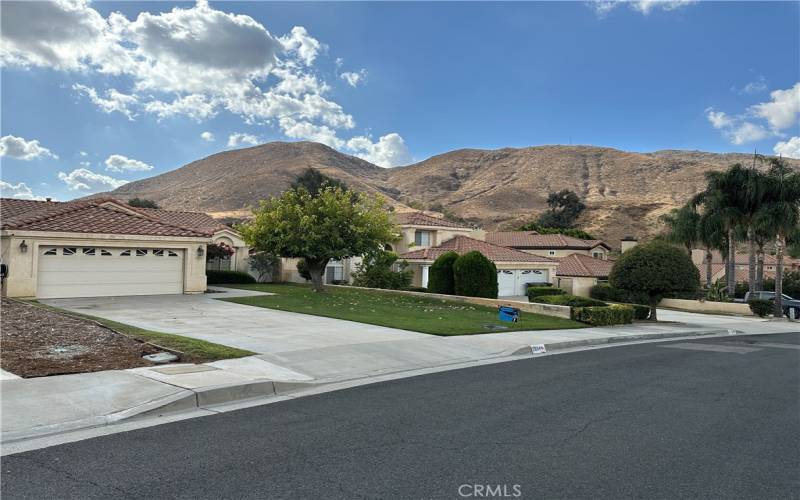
1 299 158 378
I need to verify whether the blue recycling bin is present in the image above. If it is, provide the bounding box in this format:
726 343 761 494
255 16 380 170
498 306 520 323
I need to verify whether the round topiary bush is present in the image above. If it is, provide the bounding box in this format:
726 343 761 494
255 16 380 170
427 251 459 294
609 241 700 321
453 251 498 298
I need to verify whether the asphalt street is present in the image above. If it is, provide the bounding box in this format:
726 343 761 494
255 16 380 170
2 332 799 499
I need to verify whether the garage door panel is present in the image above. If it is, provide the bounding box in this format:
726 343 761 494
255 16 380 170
37 246 184 298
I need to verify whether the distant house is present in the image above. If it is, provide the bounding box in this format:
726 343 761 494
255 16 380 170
690 249 797 283
486 232 611 260
399 235 558 297
554 253 614 297
0 197 255 299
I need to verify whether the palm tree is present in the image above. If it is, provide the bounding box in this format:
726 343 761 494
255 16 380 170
759 158 800 316
697 210 726 288
661 204 700 256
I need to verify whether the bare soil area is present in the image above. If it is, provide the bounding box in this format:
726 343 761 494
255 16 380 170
1 298 159 378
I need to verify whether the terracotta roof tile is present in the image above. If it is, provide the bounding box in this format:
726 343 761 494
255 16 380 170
399 235 557 263
135 207 230 234
556 253 614 278
1 198 210 238
393 211 473 229
486 231 610 250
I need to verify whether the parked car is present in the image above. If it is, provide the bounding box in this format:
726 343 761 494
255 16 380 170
744 291 800 318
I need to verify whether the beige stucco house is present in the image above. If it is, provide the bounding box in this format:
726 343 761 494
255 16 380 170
554 253 614 297
486 232 611 259
0 197 251 299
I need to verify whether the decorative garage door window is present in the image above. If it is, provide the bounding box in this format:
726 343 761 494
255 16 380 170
40 247 178 257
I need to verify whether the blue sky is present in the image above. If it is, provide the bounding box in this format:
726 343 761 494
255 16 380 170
1 1 799 202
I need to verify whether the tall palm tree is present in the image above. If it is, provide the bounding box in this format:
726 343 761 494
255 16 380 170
759 158 800 316
661 204 700 256
697 210 726 288
739 165 768 290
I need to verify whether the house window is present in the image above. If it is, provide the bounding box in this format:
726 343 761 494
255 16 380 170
62 247 77 256
592 252 603 259
326 262 344 283
415 230 432 246
548 250 556 256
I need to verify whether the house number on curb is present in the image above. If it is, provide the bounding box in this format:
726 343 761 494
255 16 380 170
532 344 547 354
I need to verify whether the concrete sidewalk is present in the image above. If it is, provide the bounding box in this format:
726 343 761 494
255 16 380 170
5 289 798 445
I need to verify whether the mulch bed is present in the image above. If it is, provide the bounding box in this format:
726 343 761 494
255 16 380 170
1 298 160 378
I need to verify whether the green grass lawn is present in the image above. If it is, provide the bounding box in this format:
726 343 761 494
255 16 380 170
222 283 585 335
30 301 255 362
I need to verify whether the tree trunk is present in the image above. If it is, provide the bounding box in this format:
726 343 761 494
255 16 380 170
747 226 756 292
755 247 765 292
650 301 658 322
306 258 330 292
727 227 736 297
705 249 713 288
775 234 785 317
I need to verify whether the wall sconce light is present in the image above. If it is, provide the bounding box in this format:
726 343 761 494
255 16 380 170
197 246 205 258
19 240 28 253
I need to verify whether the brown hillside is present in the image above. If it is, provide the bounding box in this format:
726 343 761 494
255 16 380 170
100 142 799 245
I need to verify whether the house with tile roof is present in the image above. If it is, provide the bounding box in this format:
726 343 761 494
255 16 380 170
399 235 558 296
554 253 615 297
690 249 797 285
0 197 250 298
486 231 612 259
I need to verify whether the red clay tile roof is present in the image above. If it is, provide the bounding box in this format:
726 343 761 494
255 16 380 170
399 235 557 263
135 207 230 234
486 231 610 250
393 211 473 229
697 250 778 266
1 198 211 238
556 253 614 278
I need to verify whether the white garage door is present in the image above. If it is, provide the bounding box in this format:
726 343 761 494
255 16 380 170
37 246 184 299
497 269 549 297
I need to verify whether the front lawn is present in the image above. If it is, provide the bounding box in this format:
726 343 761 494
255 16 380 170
222 283 584 335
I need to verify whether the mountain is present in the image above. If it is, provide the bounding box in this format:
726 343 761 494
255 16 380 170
100 142 800 245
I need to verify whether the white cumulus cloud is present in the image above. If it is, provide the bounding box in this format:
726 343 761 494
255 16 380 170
104 154 153 172
0 135 59 160
73 84 137 120
589 0 695 17
346 133 412 168
0 181 50 200
58 168 128 191
227 133 259 147
201 131 215 141
773 137 800 159
340 69 367 88
749 82 800 132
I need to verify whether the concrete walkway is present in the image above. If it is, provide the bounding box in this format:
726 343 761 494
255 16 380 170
4 289 796 445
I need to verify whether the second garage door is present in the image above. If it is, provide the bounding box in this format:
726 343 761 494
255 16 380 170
37 246 184 299
497 269 549 296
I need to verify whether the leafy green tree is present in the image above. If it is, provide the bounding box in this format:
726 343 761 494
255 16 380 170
537 189 586 229
427 251 459 294
239 186 397 291
453 251 498 298
609 241 700 321
290 168 347 196
351 251 412 290
128 197 159 209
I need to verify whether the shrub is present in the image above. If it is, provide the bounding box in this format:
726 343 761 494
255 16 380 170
428 251 459 294
351 251 412 290
629 304 651 320
405 286 430 293
609 241 700 321
748 299 773 317
206 270 256 284
527 286 566 300
572 305 634 326
296 259 311 281
247 252 279 283
453 251 498 298
590 283 650 305
530 294 607 307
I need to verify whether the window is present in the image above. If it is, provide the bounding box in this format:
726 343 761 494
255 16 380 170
100 249 112 256
62 247 76 256
83 248 96 256
120 250 131 256
592 252 604 259
43 248 57 256
167 250 179 257
135 249 148 256
548 250 556 256
326 265 344 283
153 249 164 257
414 230 432 246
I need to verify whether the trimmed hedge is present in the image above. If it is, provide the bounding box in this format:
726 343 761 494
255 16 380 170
573 305 634 326
748 299 773 318
207 270 256 284
428 251 459 295
527 286 566 300
530 294 607 308
590 283 650 305
453 251 498 298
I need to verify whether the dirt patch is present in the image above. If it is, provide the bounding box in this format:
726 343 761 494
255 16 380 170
1 299 160 378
